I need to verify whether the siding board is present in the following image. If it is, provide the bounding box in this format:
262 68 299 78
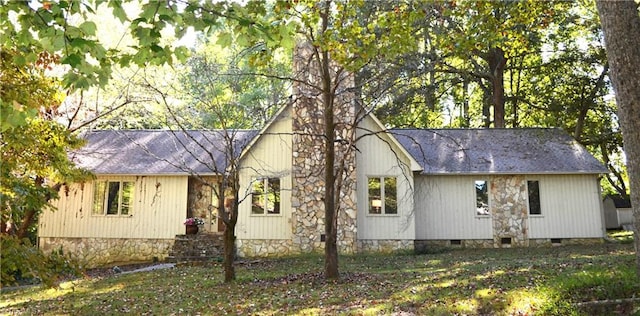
356 116 416 240
528 174 604 238
414 174 604 240
237 111 292 240
40 176 188 239
415 176 492 240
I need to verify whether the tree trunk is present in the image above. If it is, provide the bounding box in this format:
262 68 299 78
462 79 470 127
322 50 339 281
482 88 492 128
318 2 339 281
218 179 237 283
15 178 60 239
223 221 236 282
596 0 640 276
487 47 507 128
574 64 609 141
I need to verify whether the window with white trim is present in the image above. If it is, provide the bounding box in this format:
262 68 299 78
475 180 489 215
92 180 134 216
368 177 397 215
251 178 281 215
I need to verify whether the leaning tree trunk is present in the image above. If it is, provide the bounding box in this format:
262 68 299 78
596 0 640 276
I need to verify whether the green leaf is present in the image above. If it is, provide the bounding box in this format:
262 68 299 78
61 54 82 68
216 32 233 47
12 54 26 66
109 1 128 23
174 46 190 63
79 21 97 36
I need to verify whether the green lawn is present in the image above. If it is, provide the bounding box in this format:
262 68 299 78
1 242 638 315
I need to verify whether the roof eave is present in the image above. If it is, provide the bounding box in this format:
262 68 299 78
418 170 607 176
367 114 423 172
91 172 222 177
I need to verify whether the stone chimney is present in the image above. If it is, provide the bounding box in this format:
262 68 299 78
290 41 358 253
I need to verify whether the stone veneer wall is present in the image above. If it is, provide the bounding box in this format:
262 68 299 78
187 176 218 233
39 237 174 268
358 240 414 253
415 238 602 251
236 239 295 257
490 175 529 247
290 42 359 254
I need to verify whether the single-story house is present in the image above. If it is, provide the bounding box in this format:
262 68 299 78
603 195 633 229
39 99 609 266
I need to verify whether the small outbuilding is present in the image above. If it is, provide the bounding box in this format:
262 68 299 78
603 195 633 229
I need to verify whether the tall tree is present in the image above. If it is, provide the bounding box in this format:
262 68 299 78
137 39 289 282
265 0 420 279
0 50 89 239
596 0 640 274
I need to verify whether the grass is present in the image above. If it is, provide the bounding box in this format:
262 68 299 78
609 229 635 244
1 242 638 315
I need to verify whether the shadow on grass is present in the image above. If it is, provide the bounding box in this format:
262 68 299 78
1 244 638 315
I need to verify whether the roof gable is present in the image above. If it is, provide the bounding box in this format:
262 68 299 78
392 128 608 175
74 130 256 175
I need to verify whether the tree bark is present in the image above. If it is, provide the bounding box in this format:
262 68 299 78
218 177 237 283
319 2 339 280
15 178 60 239
487 47 507 128
596 0 640 276
574 64 609 141
223 220 236 282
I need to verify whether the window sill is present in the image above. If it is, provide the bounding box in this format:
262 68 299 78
529 214 544 218
475 215 491 219
367 213 400 217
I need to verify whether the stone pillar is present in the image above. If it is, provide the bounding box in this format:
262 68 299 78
490 175 529 247
290 42 358 254
187 176 217 233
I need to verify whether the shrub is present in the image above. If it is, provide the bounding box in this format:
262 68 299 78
1 235 82 288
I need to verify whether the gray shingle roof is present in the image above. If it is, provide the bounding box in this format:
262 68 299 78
73 130 257 175
76 127 607 176
391 128 608 175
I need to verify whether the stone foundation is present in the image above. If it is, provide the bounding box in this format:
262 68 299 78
415 238 603 252
529 238 604 247
236 239 295 257
357 240 414 253
415 239 494 252
39 237 174 268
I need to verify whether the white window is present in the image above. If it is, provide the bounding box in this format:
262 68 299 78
475 180 489 215
368 177 397 215
93 180 134 216
251 178 281 215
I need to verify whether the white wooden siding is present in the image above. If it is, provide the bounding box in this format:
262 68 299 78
237 110 292 239
414 174 604 240
528 174 604 238
414 175 493 240
356 116 416 240
40 176 188 239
